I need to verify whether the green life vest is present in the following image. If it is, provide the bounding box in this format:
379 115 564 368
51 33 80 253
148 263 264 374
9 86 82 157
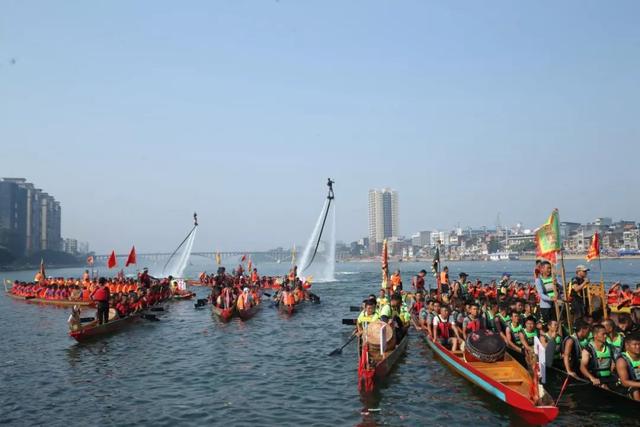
357 311 379 327
524 329 538 346
587 342 613 378
545 333 562 360
621 352 640 381
509 323 523 346
485 311 497 332
541 276 555 299
606 333 624 349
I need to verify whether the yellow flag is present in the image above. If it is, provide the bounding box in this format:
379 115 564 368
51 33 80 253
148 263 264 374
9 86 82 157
215 252 221 266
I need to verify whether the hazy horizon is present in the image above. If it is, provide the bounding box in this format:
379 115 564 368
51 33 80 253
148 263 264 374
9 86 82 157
2 1 639 253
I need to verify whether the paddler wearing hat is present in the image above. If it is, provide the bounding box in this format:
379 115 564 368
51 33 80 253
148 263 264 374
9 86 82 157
569 265 590 319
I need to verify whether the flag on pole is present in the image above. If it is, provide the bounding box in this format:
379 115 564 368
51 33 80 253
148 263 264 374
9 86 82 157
431 246 440 278
107 250 117 269
87 255 94 266
586 232 600 262
241 254 246 262
291 244 296 265
381 239 389 289
535 209 561 263
215 252 221 266
247 259 253 272
125 246 137 267
39 258 46 277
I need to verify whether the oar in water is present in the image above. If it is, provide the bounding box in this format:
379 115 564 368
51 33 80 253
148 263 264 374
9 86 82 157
141 313 160 321
328 330 358 356
342 318 356 325
149 307 165 312
263 292 271 297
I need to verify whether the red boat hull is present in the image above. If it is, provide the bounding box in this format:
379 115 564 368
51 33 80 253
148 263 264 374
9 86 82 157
213 306 234 322
423 332 558 425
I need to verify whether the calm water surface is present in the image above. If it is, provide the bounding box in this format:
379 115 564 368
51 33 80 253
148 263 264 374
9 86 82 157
1 260 639 426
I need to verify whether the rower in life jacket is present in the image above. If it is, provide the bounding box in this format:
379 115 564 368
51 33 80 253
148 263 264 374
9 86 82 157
580 324 616 388
482 302 499 333
517 316 539 355
462 303 482 340
357 300 380 334
604 319 625 357
433 305 460 352
615 333 640 401
540 320 563 365
236 287 254 310
562 320 592 378
390 270 402 293
505 311 525 354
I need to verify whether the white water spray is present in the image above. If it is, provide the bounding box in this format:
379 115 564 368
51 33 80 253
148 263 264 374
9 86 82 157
298 200 336 282
156 227 198 279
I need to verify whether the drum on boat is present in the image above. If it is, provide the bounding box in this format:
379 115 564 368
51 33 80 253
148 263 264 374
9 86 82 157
365 321 396 353
464 329 506 363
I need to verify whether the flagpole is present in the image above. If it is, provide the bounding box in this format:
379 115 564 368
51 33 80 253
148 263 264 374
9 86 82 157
598 251 607 320
560 249 572 332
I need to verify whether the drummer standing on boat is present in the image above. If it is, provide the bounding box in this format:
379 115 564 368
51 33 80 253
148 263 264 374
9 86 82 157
90 277 110 325
569 265 590 319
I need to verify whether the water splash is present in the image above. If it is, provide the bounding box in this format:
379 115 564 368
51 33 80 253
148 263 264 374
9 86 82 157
156 227 198 278
299 200 336 282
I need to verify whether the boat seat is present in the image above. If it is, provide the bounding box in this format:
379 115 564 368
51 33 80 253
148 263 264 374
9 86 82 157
499 378 524 385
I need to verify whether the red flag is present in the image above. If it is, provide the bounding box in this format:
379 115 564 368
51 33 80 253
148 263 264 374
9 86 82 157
87 255 94 266
241 254 246 262
126 246 137 267
107 250 117 269
586 232 600 262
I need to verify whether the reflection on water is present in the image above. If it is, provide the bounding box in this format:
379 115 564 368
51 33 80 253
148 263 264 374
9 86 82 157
1 261 640 426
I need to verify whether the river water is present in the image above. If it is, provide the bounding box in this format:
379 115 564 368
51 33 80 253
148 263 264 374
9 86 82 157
1 260 639 426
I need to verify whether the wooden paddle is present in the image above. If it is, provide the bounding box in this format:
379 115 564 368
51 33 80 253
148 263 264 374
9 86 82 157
150 307 165 312
342 318 357 325
328 330 358 356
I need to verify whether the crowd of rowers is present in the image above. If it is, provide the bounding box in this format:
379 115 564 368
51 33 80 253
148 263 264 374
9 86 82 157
356 261 640 401
204 265 319 310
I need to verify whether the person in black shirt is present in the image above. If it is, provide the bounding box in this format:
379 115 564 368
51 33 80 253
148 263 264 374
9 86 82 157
570 265 590 319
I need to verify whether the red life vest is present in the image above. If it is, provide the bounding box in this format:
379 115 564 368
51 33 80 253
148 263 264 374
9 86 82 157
92 287 109 301
465 317 481 333
437 316 451 340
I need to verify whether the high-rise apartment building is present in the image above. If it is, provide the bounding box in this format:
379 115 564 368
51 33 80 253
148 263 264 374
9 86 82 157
368 188 399 254
0 178 62 257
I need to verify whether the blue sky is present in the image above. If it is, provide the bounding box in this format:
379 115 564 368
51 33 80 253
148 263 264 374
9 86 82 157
1 1 639 253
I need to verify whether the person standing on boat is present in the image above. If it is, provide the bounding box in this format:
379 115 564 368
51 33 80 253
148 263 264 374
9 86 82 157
440 266 450 296
412 270 427 293
569 265 590 320
535 261 558 324
616 333 640 401
90 277 110 325
580 324 616 389
140 268 152 289
390 270 402 294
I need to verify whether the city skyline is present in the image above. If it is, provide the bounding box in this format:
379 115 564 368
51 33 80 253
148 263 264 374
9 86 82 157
1 2 639 253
